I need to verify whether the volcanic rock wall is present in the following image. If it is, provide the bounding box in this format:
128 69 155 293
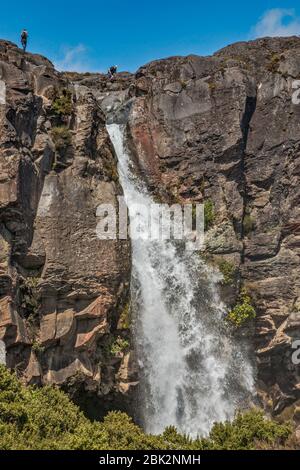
124 37 300 415
1 37 300 418
0 41 135 418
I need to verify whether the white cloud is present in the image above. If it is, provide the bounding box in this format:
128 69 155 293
251 8 300 38
54 44 92 72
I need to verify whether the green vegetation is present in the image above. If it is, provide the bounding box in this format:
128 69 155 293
243 213 255 235
52 88 73 117
20 276 40 319
192 199 215 231
0 364 107 450
51 126 72 152
202 410 292 450
0 365 293 450
32 341 45 356
218 259 236 286
118 302 131 330
110 336 130 356
204 199 215 231
226 288 256 327
266 53 282 73
208 81 217 91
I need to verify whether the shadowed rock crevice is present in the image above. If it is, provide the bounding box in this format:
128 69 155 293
240 94 257 261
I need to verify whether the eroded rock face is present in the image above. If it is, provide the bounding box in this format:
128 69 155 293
0 41 135 415
124 37 300 414
1 36 300 418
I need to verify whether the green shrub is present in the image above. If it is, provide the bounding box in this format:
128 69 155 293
205 410 292 450
204 199 215 231
266 53 281 73
52 88 73 117
243 214 255 235
118 302 131 330
162 426 202 450
0 365 293 450
101 411 167 450
51 126 72 152
0 365 107 450
226 288 256 327
218 260 236 285
110 336 130 356
32 341 45 356
20 276 40 319
191 198 215 231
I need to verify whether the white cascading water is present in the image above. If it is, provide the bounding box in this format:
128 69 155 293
106 123 255 437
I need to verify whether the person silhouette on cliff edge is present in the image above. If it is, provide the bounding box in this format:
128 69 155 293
108 65 117 80
21 30 28 52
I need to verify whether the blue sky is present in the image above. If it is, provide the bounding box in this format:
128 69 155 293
1 1 300 72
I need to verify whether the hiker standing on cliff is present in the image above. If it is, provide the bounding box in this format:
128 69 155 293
108 65 117 80
21 30 28 52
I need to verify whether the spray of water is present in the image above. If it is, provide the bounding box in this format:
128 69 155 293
107 123 254 437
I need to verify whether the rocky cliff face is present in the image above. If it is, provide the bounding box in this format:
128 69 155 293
125 37 300 416
0 41 135 418
0 37 300 418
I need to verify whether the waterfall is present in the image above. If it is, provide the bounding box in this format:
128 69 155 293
106 123 255 437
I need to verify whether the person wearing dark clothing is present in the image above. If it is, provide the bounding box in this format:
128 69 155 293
108 65 117 80
21 30 28 52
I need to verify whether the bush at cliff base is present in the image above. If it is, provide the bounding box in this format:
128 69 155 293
0 365 293 450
